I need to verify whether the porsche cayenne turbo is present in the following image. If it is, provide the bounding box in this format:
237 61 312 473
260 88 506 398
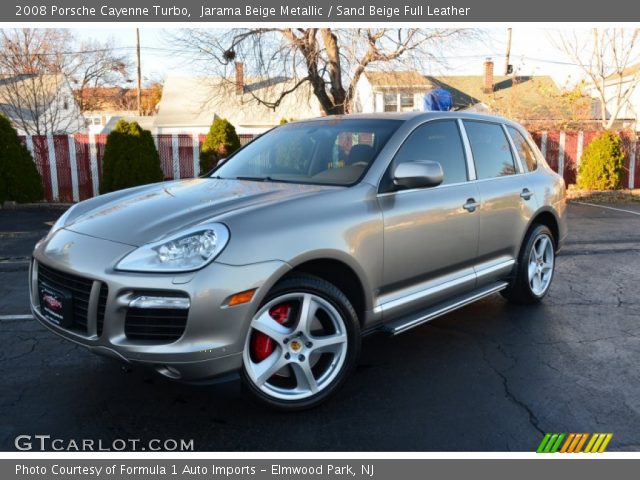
31 112 567 410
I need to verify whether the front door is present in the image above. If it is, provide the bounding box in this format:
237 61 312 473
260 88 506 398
378 119 480 319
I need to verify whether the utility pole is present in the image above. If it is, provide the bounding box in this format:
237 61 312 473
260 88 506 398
136 28 142 116
505 27 513 75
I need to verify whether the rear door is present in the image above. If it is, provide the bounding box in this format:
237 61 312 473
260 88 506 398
377 119 480 319
462 120 537 285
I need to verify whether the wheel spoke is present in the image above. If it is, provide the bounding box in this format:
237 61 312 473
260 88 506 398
311 333 347 354
542 261 553 273
536 236 549 259
296 294 319 335
291 361 318 394
531 272 539 292
528 260 537 281
252 350 288 386
251 310 291 344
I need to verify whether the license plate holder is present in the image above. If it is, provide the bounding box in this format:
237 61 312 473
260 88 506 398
39 283 74 328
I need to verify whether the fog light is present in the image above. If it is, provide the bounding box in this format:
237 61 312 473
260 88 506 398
129 295 190 310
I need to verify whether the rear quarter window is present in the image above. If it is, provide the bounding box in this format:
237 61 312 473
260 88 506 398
507 126 538 172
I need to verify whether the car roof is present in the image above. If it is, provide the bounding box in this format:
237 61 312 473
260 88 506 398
291 111 523 129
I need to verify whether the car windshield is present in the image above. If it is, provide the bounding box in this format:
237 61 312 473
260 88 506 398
211 118 402 186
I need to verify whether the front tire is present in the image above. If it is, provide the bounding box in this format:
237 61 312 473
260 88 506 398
241 274 360 411
502 224 556 304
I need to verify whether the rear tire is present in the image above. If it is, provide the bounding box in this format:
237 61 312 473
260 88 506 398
502 224 556 305
241 274 360 411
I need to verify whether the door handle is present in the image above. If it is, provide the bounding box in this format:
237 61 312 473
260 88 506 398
520 188 533 200
463 198 480 212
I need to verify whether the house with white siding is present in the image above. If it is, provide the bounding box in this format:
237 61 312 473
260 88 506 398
0 73 84 135
589 63 640 131
353 61 593 129
153 64 322 135
353 71 433 113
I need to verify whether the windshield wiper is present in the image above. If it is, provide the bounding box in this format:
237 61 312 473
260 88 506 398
235 176 275 182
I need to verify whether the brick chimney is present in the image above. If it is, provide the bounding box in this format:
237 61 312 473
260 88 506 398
483 58 494 93
235 62 244 95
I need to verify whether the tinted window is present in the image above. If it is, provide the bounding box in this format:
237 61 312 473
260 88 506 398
464 121 516 179
507 126 537 172
213 119 401 186
393 120 468 185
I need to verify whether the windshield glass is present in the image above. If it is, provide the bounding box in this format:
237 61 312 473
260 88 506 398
211 118 402 186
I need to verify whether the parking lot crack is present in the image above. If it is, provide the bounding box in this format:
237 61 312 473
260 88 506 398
479 345 545 436
5 335 40 361
429 324 545 436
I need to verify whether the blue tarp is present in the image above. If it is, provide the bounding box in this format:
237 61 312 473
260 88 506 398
422 88 453 111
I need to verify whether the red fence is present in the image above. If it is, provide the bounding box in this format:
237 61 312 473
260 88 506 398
530 131 638 189
19 131 639 203
20 133 256 202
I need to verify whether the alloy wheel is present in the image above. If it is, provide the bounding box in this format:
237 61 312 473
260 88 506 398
528 233 554 296
243 292 349 401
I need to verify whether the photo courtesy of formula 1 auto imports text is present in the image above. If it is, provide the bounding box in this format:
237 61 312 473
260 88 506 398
0 0 639 478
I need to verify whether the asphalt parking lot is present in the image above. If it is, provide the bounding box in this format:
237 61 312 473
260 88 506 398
1 202 639 451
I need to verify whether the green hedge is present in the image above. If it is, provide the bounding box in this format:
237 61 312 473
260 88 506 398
199 117 241 174
100 120 164 194
0 114 43 203
577 131 626 190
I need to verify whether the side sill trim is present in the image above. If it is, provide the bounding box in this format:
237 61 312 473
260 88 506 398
385 281 509 335
375 259 515 314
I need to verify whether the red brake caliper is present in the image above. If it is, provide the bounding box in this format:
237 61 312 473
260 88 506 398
251 304 291 362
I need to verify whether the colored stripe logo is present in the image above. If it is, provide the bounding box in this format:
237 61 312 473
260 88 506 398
537 433 613 453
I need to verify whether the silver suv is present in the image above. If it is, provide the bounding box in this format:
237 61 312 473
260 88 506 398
31 112 567 410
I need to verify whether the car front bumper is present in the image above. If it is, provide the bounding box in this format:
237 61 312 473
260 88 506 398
30 228 290 380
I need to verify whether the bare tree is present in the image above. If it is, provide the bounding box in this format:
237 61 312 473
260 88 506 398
555 28 640 129
0 29 80 135
0 28 130 135
70 38 130 112
170 28 471 115
0 28 75 74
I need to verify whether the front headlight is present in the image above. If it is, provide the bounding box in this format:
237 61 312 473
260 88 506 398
116 223 230 273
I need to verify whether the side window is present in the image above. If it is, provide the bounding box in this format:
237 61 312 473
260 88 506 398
463 121 516 179
383 94 398 112
392 120 468 186
507 126 537 172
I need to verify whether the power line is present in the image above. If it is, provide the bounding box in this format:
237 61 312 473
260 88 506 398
0 44 634 70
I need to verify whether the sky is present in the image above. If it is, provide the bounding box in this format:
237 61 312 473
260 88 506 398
72 27 587 89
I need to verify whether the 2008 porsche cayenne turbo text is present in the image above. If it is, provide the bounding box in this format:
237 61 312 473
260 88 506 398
31 112 567 410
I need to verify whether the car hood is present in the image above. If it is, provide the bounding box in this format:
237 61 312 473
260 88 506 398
63 178 337 246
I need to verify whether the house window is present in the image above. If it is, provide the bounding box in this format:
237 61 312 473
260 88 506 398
383 93 398 112
400 93 414 111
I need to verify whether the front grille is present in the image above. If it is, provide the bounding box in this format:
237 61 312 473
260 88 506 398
124 308 188 342
37 262 108 336
97 283 108 335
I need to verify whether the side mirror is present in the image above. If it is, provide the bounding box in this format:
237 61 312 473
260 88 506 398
393 161 444 190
